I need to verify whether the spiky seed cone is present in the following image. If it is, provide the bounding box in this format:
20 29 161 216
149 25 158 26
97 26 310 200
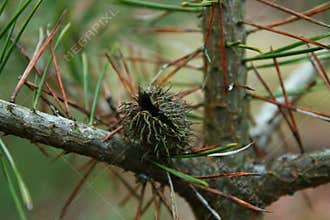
120 86 191 156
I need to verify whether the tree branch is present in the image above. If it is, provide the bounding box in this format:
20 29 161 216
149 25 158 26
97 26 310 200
0 99 138 169
1 99 330 217
254 149 330 205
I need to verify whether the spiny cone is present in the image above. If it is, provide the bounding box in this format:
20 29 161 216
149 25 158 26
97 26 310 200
120 86 191 156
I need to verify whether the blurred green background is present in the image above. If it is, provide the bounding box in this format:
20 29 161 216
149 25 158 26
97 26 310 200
0 0 329 219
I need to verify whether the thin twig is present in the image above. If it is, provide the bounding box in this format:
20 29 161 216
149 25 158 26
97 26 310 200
50 42 71 118
272 55 304 153
255 0 330 28
242 20 330 50
249 2 330 33
59 160 97 219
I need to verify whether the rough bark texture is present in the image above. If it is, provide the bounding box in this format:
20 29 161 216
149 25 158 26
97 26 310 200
201 1 257 219
203 1 248 146
1 99 330 219
254 150 330 205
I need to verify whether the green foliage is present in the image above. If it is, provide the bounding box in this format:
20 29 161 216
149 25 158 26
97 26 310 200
115 0 202 12
89 62 108 125
0 0 43 75
0 159 27 220
82 53 89 111
0 0 33 39
245 31 330 61
152 161 208 186
32 23 71 109
172 143 238 158
0 139 32 220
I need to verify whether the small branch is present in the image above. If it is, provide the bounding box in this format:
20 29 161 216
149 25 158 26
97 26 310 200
10 11 66 102
255 0 330 28
0 99 133 167
254 149 330 205
249 2 330 33
115 0 202 12
1 99 330 215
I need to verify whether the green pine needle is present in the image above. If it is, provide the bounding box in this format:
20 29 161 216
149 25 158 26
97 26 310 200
0 0 8 16
181 0 218 7
0 158 27 220
244 46 327 61
248 51 329 69
265 31 330 55
33 22 71 109
152 161 208 186
227 41 263 54
115 0 202 12
0 139 33 211
0 0 33 39
82 53 89 111
172 143 238 158
245 32 330 62
0 0 44 75
89 62 108 125
0 13 17 65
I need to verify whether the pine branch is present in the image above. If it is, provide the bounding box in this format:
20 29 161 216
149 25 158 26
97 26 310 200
254 149 330 205
1 98 330 213
0 99 134 168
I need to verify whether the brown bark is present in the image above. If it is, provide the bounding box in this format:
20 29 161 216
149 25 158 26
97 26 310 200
200 1 258 219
